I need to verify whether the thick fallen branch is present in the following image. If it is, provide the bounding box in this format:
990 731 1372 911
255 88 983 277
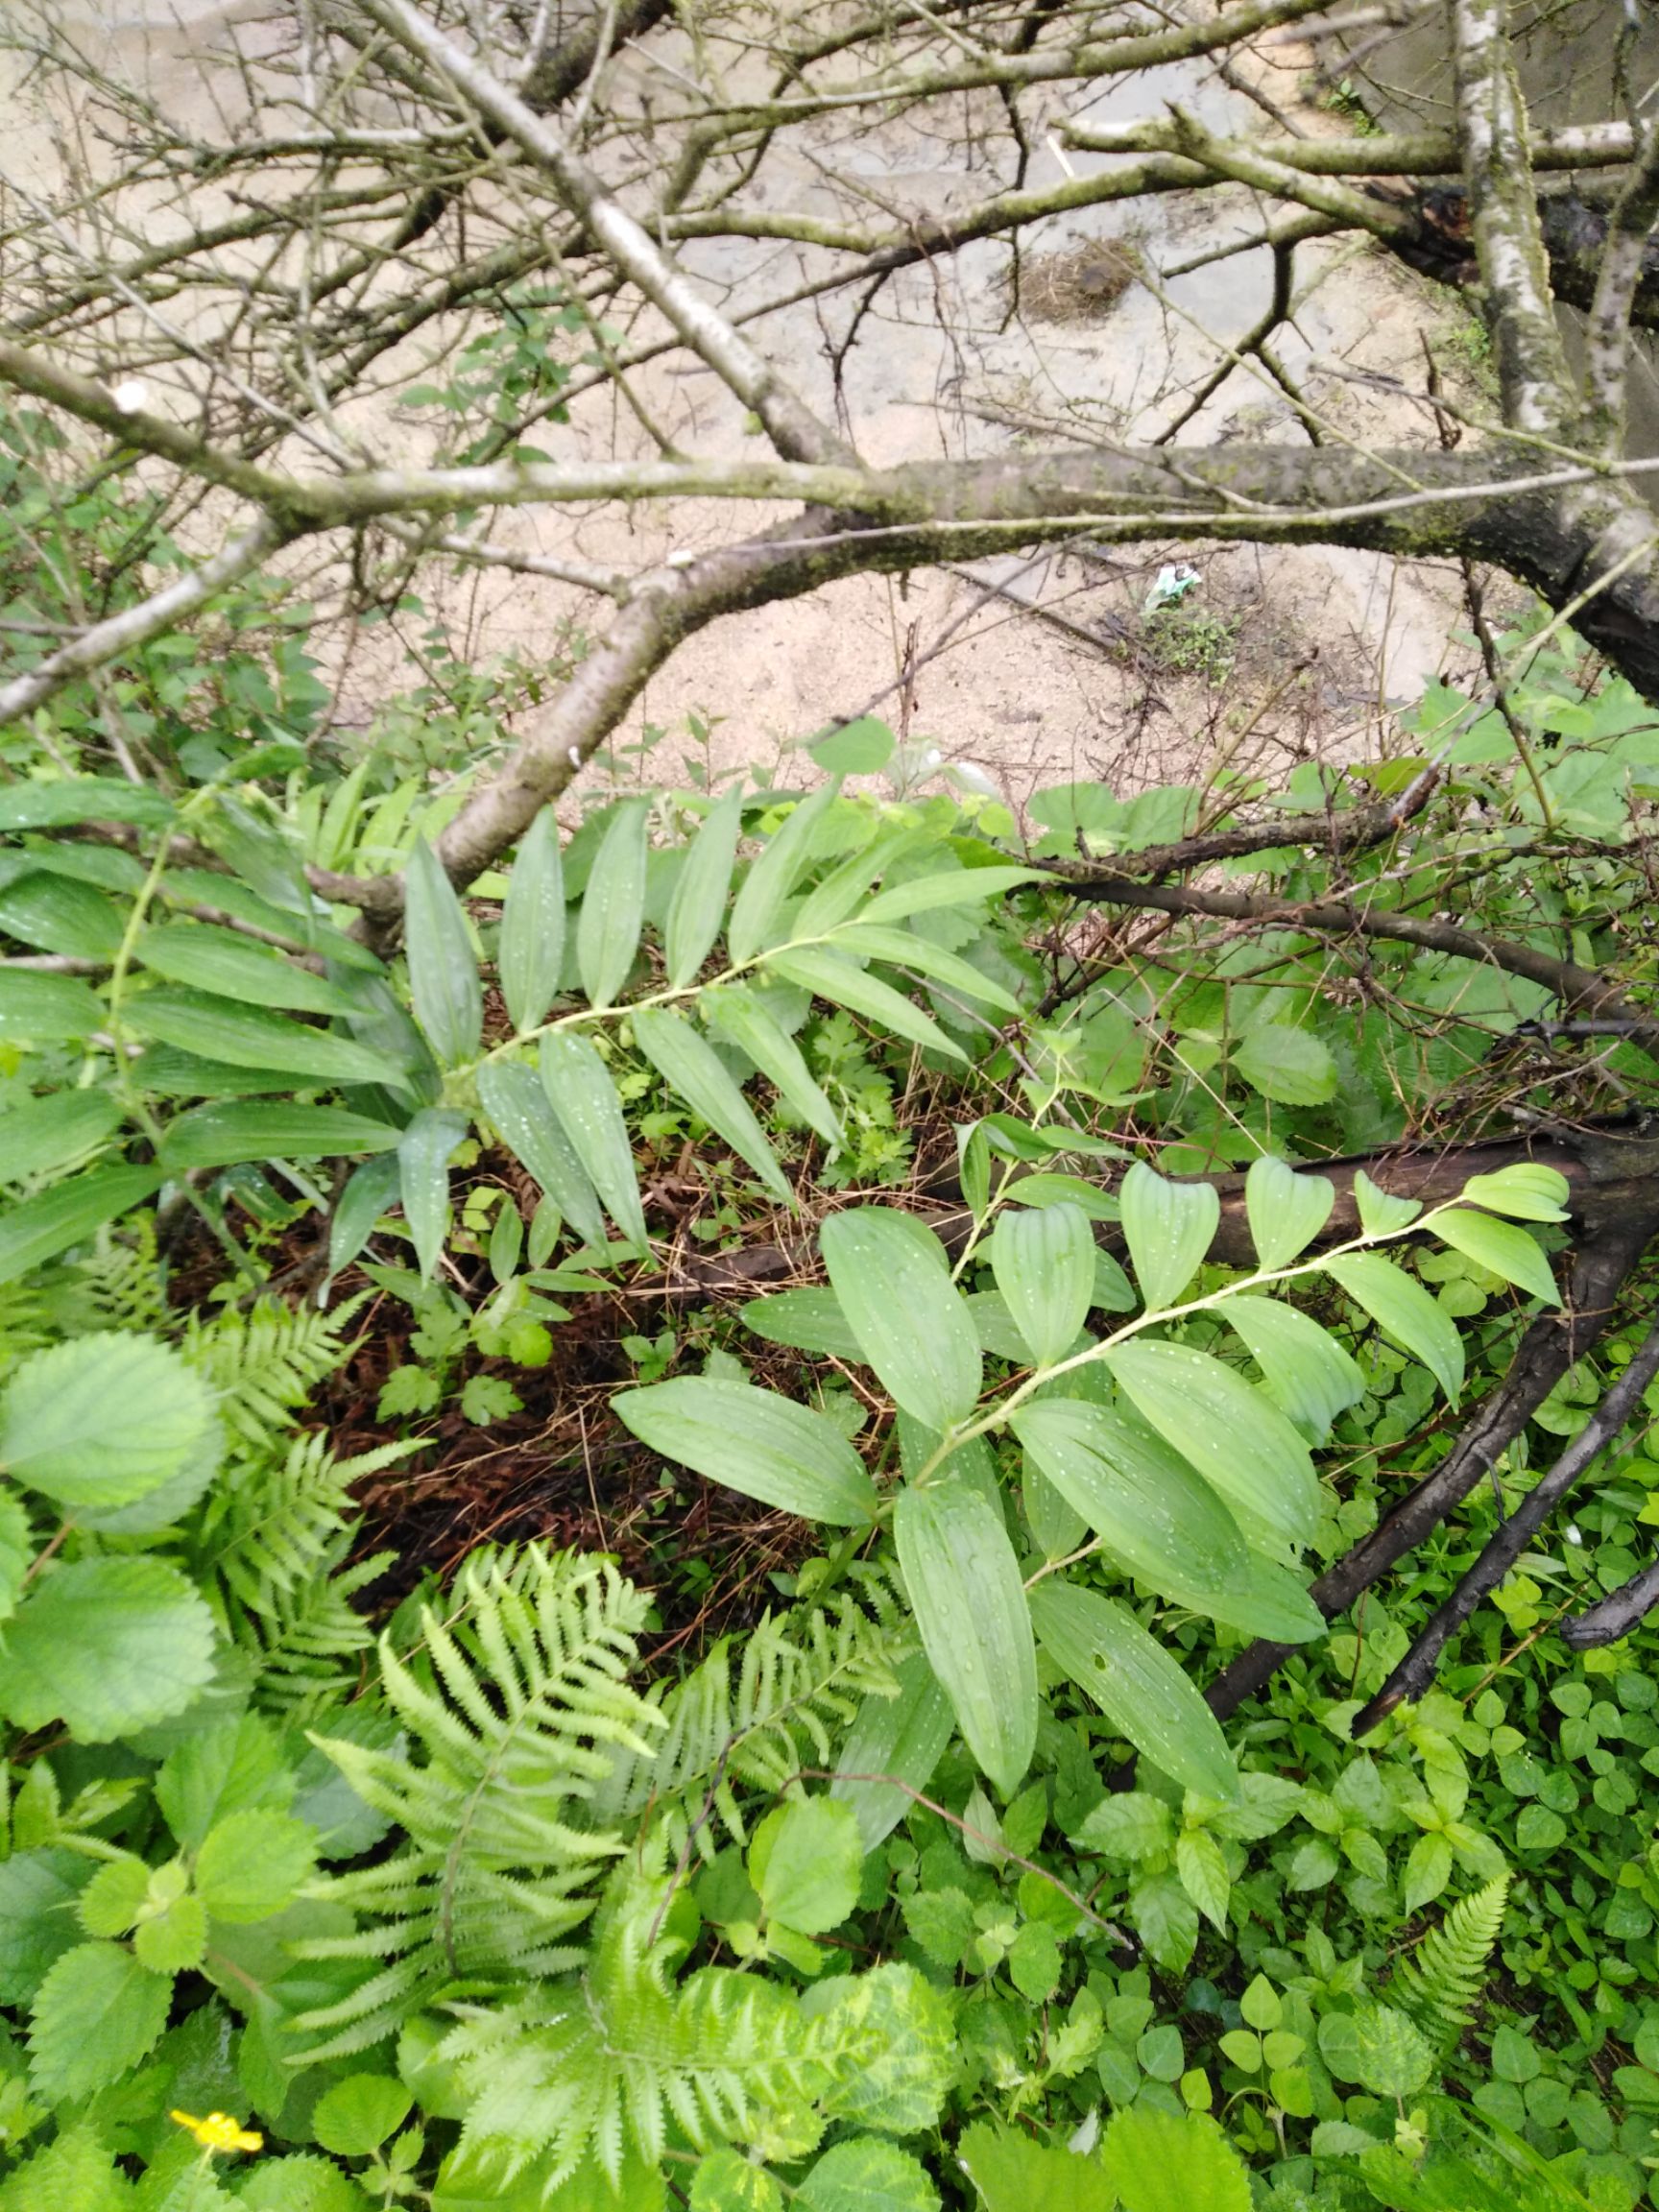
1563 1553 1659 1647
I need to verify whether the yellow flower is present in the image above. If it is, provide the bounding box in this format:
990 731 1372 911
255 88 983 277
169 2110 263 2156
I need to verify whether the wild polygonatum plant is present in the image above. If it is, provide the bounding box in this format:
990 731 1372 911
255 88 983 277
616 1150 1573 1802
0 767 1038 1295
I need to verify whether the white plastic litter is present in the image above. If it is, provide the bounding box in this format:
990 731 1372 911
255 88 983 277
1143 562 1199 613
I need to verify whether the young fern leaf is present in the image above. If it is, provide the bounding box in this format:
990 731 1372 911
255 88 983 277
183 1292 369 1446
244 1545 391 1715
293 1549 663 2057
199 1429 413 1618
587 1580 911 1855
1388 1874 1509 2048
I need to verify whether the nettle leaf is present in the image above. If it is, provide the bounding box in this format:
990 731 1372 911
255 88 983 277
1222 1294 1365 1444
1097 2107 1252 2212
397 1108 469 1283
798 2138 939 2212
989 1203 1095 1366
1106 1339 1321 1557
1324 1252 1464 1405
195 1811 319 1923
822 1209 981 1431
1431 1208 1560 1305
1073 1792 1175 1862
1029 1580 1238 1800
477 1058 607 1249
0 1167 162 1287
403 839 483 1067
0 1557 217 1742
748 1799 863 1936
1353 1168 1422 1237
576 798 649 1011
613 1377 877 1526
957 2122 1118 2212
831 1651 954 1852
632 1005 793 1207
1010 1398 1247 1598
539 1031 650 1246
665 784 743 987
727 778 842 961
1459 1163 1571 1221
693 2151 783 2212
27 1941 172 2102
1232 1025 1337 1105
1119 1161 1218 1311
0 1332 217 1509
498 809 565 1034
1243 1155 1334 1272
702 984 841 1148
895 1479 1036 1797
808 714 896 778
312 2074 415 2160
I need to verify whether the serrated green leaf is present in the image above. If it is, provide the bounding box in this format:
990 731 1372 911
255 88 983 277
126 987 408 1088
1353 1168 1422 1236
0 1332 217 1508
632 1006 793 1206
1324 1252 1464 1404
822 1209 981 1431
1074 1791 1174 1861
196 1810 319 1922
156 1714 293 1850
989 1203 1095 1366
313 2074 415 2158
1430 1208 1559 1304
539 1032 649 1247
749 1799 862 1935
476 1058 606 1248
1243 1156 1334 1271
665 784 743 988
1176 1829 1232 1931
692 2151 782 2212
1106 1338 1321 1556
1232 1026 1336 1105
808 715 896 778
0 968 105 1043
739 1286 864 1360
136 923 366 1016
895 1480 1036 1797
702 984 841 1148
1222 1293 1365 1443
134 1890 207 1974
1029 1580 1237 1799
576 799 649 1010
766 946 965 1062
1351 2003 1433 2099
403 840 483 1067
0 1851 96 2006
830 1651 954 1852
799 2137 939 2212
1458 1163 1571 1221
1010 1397 1247 1597
957 2121 1118 2212
0 1557 216 1742
1097 2107 1251 2212
498 809 565 1034
27 1941 172 2102
158 1100 399 1172
397 1108 469 1282
728 780 842 962
613 1377 877 1525
1119 1162 1218 1311
0 1166 161 1286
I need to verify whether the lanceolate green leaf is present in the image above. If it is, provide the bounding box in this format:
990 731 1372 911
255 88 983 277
740 1287 864 1361
702 985 841 1148
1243 1156 1334 1272
631 1006 793 1207
831 1651 954 1851
822 1209 981 1431
497 809 565 1034
329 1154 402 1281
1222 1294 1365 1444
404 839 483 1067
858 864 1040 925
990 1204 1095 1366
1106 1339 1321 1557
793 825 920 940
727 779 842 963
1161 1554 1326 1645
539 1032 650 1247
0 1091 122 1183
125 988 408 1089
158 1101 400 1172
895 1480 1036 1797
576 799 649 1010
0 969 104 1043
1028 1580 1238 1800
830 923 1021 1013
1119 1162 1218 1312
0 1167 161 1288
613 1378 877 1525
665 783 743 988
1323 1252 1464 1404
135 923 366 1016
476 1059 607 1249
1010 1397 1248 1597
767 946 966 1063
397 1109 469 1283
1431 1208 1560 1305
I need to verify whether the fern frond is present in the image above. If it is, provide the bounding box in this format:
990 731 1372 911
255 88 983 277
589 1582 911 1855
293 1547 664 2057
1389 1875 1509 2047
242 1547 389 1717
183 1291 368 1445
76 1217 167 1335
200 1430 412 1617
